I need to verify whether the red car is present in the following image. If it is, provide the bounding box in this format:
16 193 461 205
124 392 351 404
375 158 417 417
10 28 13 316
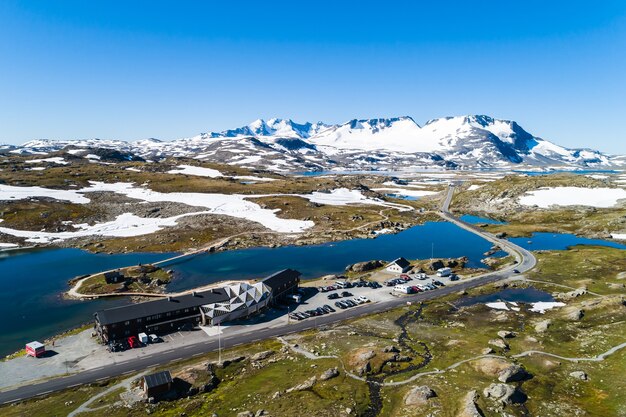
411 286 422 293
127 336 139 349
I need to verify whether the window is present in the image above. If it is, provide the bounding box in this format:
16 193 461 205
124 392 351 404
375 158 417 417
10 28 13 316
124 321 130 325
184 308 189 313
166 312 171 317
137 318 142 323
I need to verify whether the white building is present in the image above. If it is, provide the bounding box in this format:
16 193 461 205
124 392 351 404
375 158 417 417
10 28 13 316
200 281 271 326
386 257 411 274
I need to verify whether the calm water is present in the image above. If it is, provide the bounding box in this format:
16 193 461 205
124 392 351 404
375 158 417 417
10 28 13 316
510 233 626 251
384 193 418 201
2 224 625 357
0 248 172 357
0 221 498 355
460 214 507 225
455 287 554 307
166 221 500 291
512 169 619 176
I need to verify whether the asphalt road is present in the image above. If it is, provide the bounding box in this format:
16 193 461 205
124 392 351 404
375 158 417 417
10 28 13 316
0 186 536 405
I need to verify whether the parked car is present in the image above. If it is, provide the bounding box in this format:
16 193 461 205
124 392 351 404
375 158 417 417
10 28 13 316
328 293 340 300
433 280 444 286
344 299 356 307
449 274 460 281
335 301 347 309
341 291 353 297
289 313 302 321
148 334 162 343
357 296 370 303
513 269 520 274
323 304 336 313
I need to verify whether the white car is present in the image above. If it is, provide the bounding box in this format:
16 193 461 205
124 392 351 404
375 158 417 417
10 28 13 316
357 296 370 303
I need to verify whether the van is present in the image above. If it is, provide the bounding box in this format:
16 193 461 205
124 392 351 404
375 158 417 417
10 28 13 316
290 294 302 303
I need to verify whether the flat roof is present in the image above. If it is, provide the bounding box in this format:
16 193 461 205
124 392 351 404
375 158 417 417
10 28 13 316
26 341 44 349
95 288 230 325
261 268 301 291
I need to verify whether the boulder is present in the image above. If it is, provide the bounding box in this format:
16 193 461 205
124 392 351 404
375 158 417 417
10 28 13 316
237 412 254 417
561 307 584 321
457 390 484 417
383 345 400 353
355 350 376 362
251 350 273 361
357 361 371 376
498 365 530 383
534 319 551 333
319 367 339 381
404 385 437 406
569 371 588 381
481 348 494 355
471 357 513 377
497 330 516 339
255 410 268 417
488 339 509 350
286 376 316 393
483 383 526 405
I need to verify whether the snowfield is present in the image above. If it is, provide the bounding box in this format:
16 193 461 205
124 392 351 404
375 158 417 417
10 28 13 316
25 157 68 165
0 182 314 238
167 164 223 178
611 233 626 240
372 187 439 198
519 187 626 208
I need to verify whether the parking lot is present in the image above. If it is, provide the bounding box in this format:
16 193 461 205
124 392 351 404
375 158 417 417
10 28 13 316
290 271 458 321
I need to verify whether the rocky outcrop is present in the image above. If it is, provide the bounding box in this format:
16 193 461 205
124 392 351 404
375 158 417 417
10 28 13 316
483 383 526 405
383 345 400 353
554 287 587 300
488 339 509 350
498 364 530 383
319 367 339 381
251 350 273 361
561 307 584 321
569 371 588 381
534 319 551 333
497 330 516 339
457 390 484 417
346 260 384 272
404 385 437 406
286 376 316 393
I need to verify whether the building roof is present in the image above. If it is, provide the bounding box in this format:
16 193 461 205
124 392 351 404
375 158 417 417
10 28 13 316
94 288 230 325
388 257 410 268
143 370 172 389
261 268 301 291
26 341 44 350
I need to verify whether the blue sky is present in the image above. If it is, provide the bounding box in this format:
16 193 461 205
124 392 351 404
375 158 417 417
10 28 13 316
1 1 625 153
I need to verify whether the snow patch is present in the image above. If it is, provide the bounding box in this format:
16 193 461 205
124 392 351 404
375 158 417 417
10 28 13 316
167 165 223 178
519 187 626 208
529 302 566 313
26 157 68 165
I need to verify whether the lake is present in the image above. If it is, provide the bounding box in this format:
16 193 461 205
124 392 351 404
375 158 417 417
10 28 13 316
455 287 555 308
459 214 507 225
509 232 626 251
0 221 499 356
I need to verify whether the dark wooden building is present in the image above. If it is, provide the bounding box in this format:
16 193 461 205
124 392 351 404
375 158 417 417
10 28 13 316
143 370 173 399
104 270 124 284
94 289 229 344
94 269 301 344
262 268 301 303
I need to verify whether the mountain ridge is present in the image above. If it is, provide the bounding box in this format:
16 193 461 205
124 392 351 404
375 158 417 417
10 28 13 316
2 114 623 172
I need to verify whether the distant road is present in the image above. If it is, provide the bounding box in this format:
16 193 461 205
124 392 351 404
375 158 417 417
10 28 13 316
0 186 535 405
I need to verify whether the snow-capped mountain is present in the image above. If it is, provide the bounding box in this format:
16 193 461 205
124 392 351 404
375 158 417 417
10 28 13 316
3 115 621 172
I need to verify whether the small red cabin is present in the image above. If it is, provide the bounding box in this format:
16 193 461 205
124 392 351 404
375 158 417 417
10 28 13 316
25 341 45 358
